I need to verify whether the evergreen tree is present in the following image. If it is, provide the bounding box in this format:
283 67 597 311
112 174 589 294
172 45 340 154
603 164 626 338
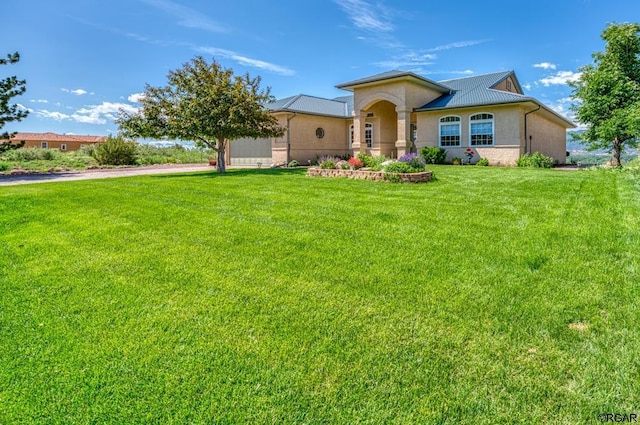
0 52 29 153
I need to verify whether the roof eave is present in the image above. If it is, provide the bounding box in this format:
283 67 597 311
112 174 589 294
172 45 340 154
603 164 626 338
415 99 576 128
270 109 350 119
336 74 450 94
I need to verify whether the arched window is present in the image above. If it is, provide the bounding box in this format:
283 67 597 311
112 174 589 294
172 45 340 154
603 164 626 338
439 116 461 147
350 123 373 148
469 113 494 146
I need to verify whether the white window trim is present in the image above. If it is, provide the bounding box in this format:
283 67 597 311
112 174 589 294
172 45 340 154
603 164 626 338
61 144 67 151
349 123 374 149
438 115 461 148
41 142 48 148
469 113 495 147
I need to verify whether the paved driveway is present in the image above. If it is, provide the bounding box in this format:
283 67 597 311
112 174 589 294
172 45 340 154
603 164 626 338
0 164 213 186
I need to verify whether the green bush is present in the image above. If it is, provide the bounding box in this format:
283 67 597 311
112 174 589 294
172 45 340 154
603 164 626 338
356 153 388 171
318 155 337 169
0 161 10 172
288 160 299 167
517 152 554 168
384 161 414 173
2 147 63 162
452 157 462 165
93 135 138 166
420 146 447 164
476 158 489 166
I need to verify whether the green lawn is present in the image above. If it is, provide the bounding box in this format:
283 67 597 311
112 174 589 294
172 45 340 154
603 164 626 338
1 166 639 423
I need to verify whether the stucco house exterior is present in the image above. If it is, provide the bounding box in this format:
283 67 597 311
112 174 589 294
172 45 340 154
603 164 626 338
7 132 107 152
229 70 575 166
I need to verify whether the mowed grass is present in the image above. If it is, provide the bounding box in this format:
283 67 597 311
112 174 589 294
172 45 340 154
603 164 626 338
1 166 639 423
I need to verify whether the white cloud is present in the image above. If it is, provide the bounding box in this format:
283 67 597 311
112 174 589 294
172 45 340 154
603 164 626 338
17 103 33 112
533 62 557 70
36 110 71 121
140 0 228 33
427 39 489 52
374 51 437 69
523 83 532 90
128 93 146 103
334 0 395 32
62 88 89 96
539 71 582 86
35 102 139 125
30 99 49 103
196 46 295 76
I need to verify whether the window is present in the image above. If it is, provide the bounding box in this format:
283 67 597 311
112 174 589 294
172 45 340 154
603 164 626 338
349 123 374 148
470 113 494 146
316 127 324 139
41 142 48 148
439 116 461 147
61 144 67 151
506 80 512 91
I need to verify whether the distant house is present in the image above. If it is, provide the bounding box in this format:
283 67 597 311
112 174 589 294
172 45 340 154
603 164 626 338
228 70 575 166
7 132 107 152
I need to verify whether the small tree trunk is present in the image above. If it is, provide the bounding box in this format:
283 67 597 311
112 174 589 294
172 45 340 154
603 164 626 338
216 138 226 173
612 138 622 167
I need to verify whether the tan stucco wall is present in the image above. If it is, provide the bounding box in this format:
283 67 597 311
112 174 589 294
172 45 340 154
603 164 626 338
353 80 443 113
272 113 350 164
415 104 569 165
365 101 397 157
415 105 524 165
526 110 568 164
492 75 521 94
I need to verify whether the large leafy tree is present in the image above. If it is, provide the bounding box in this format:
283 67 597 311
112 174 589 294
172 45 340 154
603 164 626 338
117 56 284 173
1 52 29 153
570 23 640 167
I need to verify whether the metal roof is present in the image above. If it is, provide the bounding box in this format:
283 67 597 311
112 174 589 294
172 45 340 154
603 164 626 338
416 71 531 110
267 94 350 118
268 70 574 127
336 70 451 93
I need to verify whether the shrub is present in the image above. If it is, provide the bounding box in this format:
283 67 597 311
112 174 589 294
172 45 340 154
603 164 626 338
318 155 338 169
384 161 414 173
288 160 299 167
348 157 364 169
93 135 138 166
452 157 462 165
476 157 489 166
0 161 10 172
337 160 350 170
517 152 554 168
356 153 388 171
420 146 447 164
2 147 62 162
398 153 427 171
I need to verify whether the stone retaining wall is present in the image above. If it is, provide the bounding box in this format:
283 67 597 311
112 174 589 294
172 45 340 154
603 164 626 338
307 167 432 183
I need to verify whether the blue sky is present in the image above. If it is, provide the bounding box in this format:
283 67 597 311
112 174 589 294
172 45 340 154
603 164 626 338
1 0 638 136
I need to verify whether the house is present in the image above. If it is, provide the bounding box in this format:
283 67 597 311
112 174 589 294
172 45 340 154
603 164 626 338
228 70 575 166
6 132 108 152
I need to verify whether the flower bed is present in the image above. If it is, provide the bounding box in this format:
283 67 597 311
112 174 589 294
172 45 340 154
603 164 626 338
307 167 432 183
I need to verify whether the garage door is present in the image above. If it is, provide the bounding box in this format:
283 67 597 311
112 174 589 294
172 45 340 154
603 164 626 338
230 137 272 166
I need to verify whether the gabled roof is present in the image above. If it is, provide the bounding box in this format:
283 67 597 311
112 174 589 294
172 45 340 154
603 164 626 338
416 71 575 127
417 71 530 110
336 70 451 93
9 132 107 143
267 94 350 118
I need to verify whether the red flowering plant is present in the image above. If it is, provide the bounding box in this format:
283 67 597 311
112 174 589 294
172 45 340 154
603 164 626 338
464 148 475 164
348 156 364 170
